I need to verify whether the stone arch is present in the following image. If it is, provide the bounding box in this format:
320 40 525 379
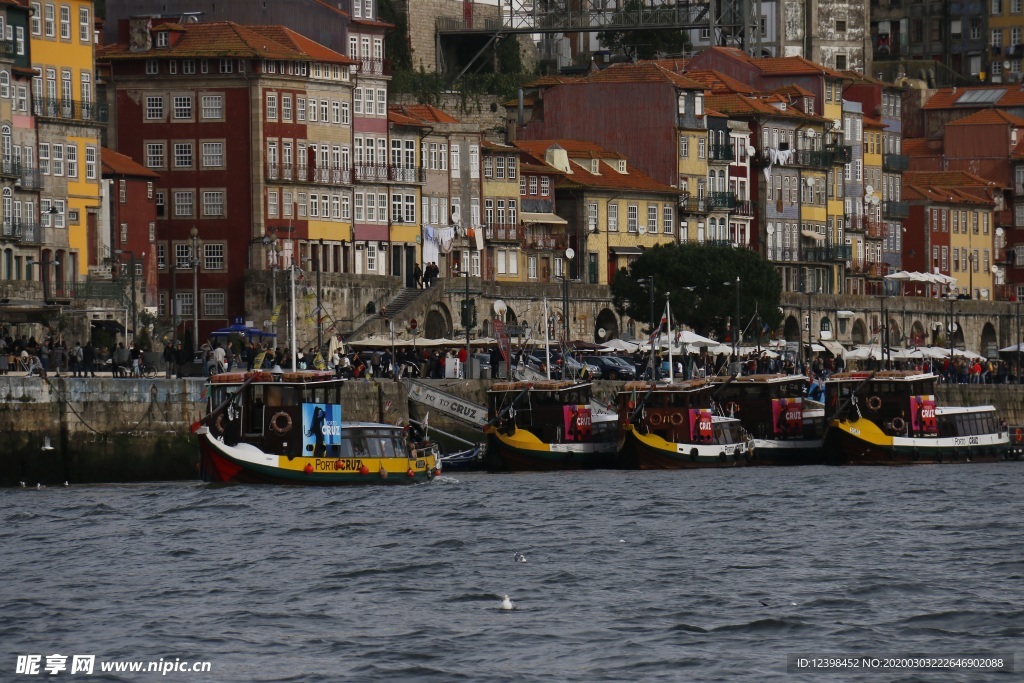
595 308 618 343
851 318 868 345
980 322 998 358
910 320 927 347
886 317 902 346
952 324 965 349
783 315 801 341
424 303 451 339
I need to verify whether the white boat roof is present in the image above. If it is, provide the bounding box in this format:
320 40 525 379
934 405 997 416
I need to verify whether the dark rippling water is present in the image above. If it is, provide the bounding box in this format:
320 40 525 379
3 465 1024 682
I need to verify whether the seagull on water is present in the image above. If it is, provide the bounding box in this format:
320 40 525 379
513 552 527 563
41 436 54 451
501 595 515 611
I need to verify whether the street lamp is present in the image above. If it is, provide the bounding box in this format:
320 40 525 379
639 275 656 379
946 289 958 370
114 249 137 344
724 276 740 359
562 247 575 342
190 226 201 350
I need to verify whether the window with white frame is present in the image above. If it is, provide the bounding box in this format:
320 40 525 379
174 190 194 217
451 144 460 176
627 205 638 232
266 93 277 120
608 204 618 231
59 5 69 39
203 291 226 317
366 243 377 271
200 95 222 119
146 96 163 119
469 145 479 178
528 176 538 195
173 95 192 119
176 292 194 316
204 243 225 270
540 176 550 195
647 204 658 233
203 191 224 217
663 205 674 233
146 142 164 169
85 146 96 179
528 255 537 279
31 2 40 35
66 144 76 178
202 141 223 168
173 142 193 168
51 144 62 176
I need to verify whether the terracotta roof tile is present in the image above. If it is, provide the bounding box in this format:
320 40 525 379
99 21 349 63
387 107 426 127
392 104 461 124
647 57 690 73
524 74 583 87
753 56 846 79
512 139 676 194
922 85 1024 110
1012 137 1024 160
903 170 999 188
683 69 756 94
862 115 887 128
945 107 1024 126
581 62 706 90
350 17 394 29
706 93 820 120
101 147 159 178
903 138 943 157
772 83 816 98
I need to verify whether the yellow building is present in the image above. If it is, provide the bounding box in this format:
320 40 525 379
677 90 710 243
481 139 523 282
386 107 424 286
988 3 1024 83
29 0 103 283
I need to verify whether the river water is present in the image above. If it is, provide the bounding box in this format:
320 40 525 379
3 465 1022 682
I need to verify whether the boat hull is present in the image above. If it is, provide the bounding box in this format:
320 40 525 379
484 427 620 471
822 418 1017 466
619 426 749 469
438 446 485 471
749 438 825 466
197 428 437 485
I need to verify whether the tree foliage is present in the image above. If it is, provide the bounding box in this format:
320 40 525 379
596 0 692 60
379 0 412 73
611 244 783 342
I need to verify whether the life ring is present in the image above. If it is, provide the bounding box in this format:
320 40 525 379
649 412 664 426
726 402 740 415
670 412 684 426
891 417 906 433
270 411 293 435
866 395 882 412
213 414 225 436
1016 428 1023 444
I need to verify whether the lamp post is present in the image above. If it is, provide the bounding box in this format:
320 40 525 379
189 226 201 350
114 249 137 344
725 276 741 359
170 262 177 346
1016 301 1021 383
562 248 575 342
806 287 813 372
464 269 471 378
316 237 324 353
947 290 957 370
639 275 656 379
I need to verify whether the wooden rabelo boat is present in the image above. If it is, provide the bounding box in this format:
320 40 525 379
822 370 1015 465
618 380 751 469
483 380 619 471
194 370 439 484
710 374 826 466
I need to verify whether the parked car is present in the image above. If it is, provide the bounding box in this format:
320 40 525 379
582 355 636 380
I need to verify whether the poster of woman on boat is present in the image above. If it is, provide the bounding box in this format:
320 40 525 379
303 404 343 457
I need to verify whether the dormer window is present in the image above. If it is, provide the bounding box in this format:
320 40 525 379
1013 128 1019 146
677 93 686 115
618 160 627 173
156 31 168 48
695 93 704 116
805 97 815 114
591 159 599 174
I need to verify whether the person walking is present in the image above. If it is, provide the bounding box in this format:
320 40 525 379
162 341 175 378
414 263 423 289
82 340 96 377
71 341 84 377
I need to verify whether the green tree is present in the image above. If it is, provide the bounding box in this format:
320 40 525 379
597 0 692 60
495 35 523 74
379 0 412 72
611 243 783 342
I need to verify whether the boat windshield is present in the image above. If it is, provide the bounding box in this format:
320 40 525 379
341 429 408 458
715 421 745 445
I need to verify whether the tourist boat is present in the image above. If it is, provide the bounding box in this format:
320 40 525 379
710 374 826 466
483 380 619 471
194 370 439 484
822 370 1016 465
438 444 485 471
617 380 751 469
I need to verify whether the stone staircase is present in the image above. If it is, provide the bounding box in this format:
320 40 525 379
346 286 440 339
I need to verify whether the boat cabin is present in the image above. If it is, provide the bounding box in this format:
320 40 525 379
825 371 941 437
710 374 821 440
935 406 1002 439
487 381 612 444
618 380 721 444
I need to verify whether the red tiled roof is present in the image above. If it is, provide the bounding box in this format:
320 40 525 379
754 56 846 79
647 57 690 73
99 21 349 63
524 74 583 88
101 148 159 178
706 93 820 121
903 138 943 157
922 85 1024 110
1012 137 1024 160
512 139 676 194
903 183 995 205
151 22 186 32
350 17 394 30
581 62 706 90
387 107 426 127
311 0 349 17
684 69 756 94
392 103 461 124
903 170 999 188
945 107 1024 126
863 115 887 128
772 83 816 98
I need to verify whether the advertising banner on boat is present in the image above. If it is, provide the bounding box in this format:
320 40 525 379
302 403 343 457
562 405 592 442
909 395 938 434
771 397 804 436
689 409 713 443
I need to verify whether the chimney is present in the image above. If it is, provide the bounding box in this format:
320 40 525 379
128 16 153 52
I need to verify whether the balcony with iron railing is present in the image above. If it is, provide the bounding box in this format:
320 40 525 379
354 59 384 75
0 220 41 243
732 200 755 217
883 153 910 172
826 144 853 164
804 244 852 262
709 143 734 162
847 215 885 238
707 191 736 210
882 200 910 219
792 149 833 169
484 224 519 242
0 157 21 177
20 167 43 190
767 247 798 262
33 98 108 124
0 39 15 57
525 234 567 251
265 162 353 185
851 262 885 277
388 165 427 183
679 195 708 213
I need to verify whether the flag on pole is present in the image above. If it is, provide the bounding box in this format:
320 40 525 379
305 304 322 323
269 303 282 324
313 350 326 370
253 350 267 369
